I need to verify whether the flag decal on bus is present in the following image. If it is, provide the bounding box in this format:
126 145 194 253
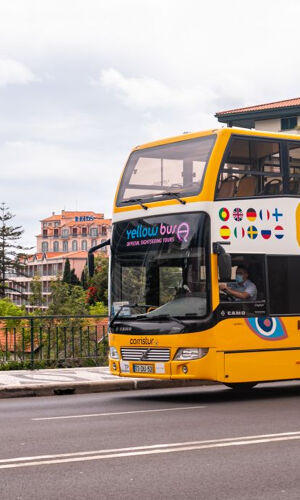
219 207 229 221
234 227 245 238
259 209 270 221
220 225 230 239
233 208 243 221
261 229 271 239
246 208 257 221
247 226 258 239
274 225 284 239
245 317 287 340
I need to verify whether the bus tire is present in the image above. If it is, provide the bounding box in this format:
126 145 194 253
225 382 257 390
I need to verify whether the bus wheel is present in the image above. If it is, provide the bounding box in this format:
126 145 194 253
225 382 257 390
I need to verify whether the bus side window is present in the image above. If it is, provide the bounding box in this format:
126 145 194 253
268 256 300 314
288 143 300 195
216 138 282 199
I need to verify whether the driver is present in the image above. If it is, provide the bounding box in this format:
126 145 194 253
219 266 257 301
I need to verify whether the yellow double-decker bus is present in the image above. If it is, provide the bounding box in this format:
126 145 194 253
105 127 300 389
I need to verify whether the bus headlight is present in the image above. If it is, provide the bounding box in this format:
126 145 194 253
174 348 209 361
109 347 119 360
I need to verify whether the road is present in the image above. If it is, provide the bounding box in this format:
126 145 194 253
1 382 300 499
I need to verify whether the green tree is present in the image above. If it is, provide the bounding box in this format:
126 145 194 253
0 203 31 298
89 255 108 305
48 278 89 316
0 298 24 317
89 301 108 316
0 298 24 330
81 268 88 290
70 269 80 286
29 275 46 310
62 258 71 284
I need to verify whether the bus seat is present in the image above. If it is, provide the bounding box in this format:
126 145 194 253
236 175 257 197
216 176 237 199
264 178 282 195
289 178 300 194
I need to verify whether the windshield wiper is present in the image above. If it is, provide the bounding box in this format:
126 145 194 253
122 198 148 210
152 191 186 205
138 313 186 329
110 303 156 327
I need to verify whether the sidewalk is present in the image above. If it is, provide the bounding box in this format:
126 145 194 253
0 367 215 398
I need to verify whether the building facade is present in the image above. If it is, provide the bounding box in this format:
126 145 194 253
6 210 111 311
215 97 300 133
37 210 111 254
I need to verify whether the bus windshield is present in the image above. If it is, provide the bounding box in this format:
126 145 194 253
111 213 209 320
117 135 216 205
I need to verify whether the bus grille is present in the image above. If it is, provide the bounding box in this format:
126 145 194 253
121 348 170 362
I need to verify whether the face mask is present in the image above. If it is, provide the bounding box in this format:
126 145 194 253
236 274 244 284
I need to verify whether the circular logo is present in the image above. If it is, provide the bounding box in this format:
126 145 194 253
246 208 257 221
220 225 230 240
176 222 190 242
246 317 287 340
219 207 230 221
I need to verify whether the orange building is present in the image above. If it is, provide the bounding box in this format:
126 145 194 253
6 210 111 311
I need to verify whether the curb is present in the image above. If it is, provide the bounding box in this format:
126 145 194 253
0 379 217 399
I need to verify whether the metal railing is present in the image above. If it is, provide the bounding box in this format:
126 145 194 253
0 315 108 369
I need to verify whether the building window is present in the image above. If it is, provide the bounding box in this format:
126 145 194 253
72 240 78 251
72 228 77 236
81 240 87 251
63 241 68 252
62 228 69 237
281 117 297 131
91 239 97 247
43 230 48 237
54 229 59 237
90 227 98 237
42 241 48 252
82 227 87 236
53 241 59 252
216 138 282 199
102 226 107 236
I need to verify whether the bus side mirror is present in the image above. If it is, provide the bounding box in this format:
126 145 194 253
213 242 231 282
88 239 110 277
218 253 231 282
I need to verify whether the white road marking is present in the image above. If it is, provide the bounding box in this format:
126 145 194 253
1 431 300 470
32 406 206 421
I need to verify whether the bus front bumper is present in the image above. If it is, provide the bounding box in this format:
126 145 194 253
109 355 215 381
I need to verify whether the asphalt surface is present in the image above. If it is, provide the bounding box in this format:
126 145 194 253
1 381 300 499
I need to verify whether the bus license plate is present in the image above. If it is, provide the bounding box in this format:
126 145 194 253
133 364 154 374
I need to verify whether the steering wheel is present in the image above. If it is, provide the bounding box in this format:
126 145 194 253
220 290 234 302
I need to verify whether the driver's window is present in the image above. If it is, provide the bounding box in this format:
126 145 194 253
219 254 266 303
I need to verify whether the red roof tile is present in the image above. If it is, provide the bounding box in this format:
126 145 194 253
42 211 104 222
217 97 300 116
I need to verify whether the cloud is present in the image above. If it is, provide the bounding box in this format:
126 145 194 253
96 68 217 111
0 58 38 86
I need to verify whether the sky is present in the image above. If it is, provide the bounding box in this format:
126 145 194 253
1 0 300 247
